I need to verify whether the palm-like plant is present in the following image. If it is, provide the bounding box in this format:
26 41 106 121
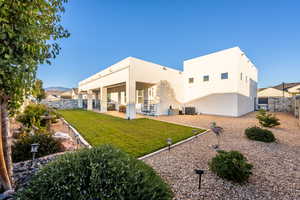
210 122 224 149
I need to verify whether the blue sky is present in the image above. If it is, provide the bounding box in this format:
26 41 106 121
38 0 300 88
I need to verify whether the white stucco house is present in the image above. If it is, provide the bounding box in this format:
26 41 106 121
78 47 258 119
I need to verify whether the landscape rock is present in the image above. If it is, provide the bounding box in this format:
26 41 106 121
13 152 65 190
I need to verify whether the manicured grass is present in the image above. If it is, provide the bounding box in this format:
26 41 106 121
59 110 205 157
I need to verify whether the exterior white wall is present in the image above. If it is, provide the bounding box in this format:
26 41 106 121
130 57 184 102
183 47 258 116
78 47 258 117
185 93 239 116
79 58 130 91
130 57 184 115
183 47 240 101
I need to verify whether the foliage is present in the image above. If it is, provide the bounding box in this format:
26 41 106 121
256 109 280 128
32 80 46 102
0 0 70 113
209 150 253 183
17 104 48 128
15 145 173 200
119 105 126 113
17 104 60 128
59 110 204 157
245 126 276 142
0 0 69 190
12 132 62 162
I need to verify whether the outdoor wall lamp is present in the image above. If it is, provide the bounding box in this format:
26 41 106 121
31 143 39 161
194 169 204 190
166 138 172 151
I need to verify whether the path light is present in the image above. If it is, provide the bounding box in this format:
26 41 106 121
195 169 204 190
74 134 80 149
166 138 172 151
31 143 39 161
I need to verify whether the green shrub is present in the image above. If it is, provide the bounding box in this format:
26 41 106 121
256 109 280 128
15 145 173 200
245 126 275 142
208 150 253 183
17 104 60 128
17 104 48 128
12 132 62 162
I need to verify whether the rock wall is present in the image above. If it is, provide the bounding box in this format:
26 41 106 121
13 152 65 190
268 97 294 112
41 99 79 109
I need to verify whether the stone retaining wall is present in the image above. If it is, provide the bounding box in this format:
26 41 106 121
41 99 79 109
267 97 294 112
13 152 66 190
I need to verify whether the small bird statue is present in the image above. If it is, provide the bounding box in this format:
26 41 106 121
210 122 224 149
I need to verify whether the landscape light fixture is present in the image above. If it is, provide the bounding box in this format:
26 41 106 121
31 143 39 161
194 169 204 190
166 138 172 151
74 134 80 149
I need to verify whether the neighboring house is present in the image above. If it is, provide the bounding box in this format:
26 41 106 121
51 88 80 100
71 88 79 99
45 94 61 101
78 47 258 119
258 82 300 102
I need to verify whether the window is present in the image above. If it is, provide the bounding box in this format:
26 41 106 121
221 72 228 80
136 90 144 104
189 77 194 84
203 75 209 82
245 76 248 82
258 97 268 104
240 73 243 80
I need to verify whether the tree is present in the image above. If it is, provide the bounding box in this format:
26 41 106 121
33 79 46 102
0 0 70 190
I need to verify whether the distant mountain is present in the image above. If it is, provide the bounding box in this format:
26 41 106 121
45 87 71 91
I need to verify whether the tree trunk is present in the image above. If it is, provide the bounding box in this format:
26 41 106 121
0 101 13 189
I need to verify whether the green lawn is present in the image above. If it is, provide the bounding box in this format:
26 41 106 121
59 110 205 157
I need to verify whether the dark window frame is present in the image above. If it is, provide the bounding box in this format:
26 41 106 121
221 72 228 80
203 75 209 82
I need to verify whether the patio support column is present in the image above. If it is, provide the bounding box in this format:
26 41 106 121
78 94 83 108
100 87 107 112
87 90 93 110
126 79 136 119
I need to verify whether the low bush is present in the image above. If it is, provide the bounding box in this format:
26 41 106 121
256 109 280 128
17 104 48 128
119 105 126 113
245 126 275 142
208 150 253 183
15 145 173 200
17 104 61 128
12 132 62 162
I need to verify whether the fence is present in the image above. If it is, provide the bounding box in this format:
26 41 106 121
41 99 79 109
258 96 300 124
294 97 300 125
267 97 294 112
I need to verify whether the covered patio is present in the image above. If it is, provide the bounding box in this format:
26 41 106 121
78 81 157 119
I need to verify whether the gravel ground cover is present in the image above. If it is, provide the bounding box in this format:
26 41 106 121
144 112 300 200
